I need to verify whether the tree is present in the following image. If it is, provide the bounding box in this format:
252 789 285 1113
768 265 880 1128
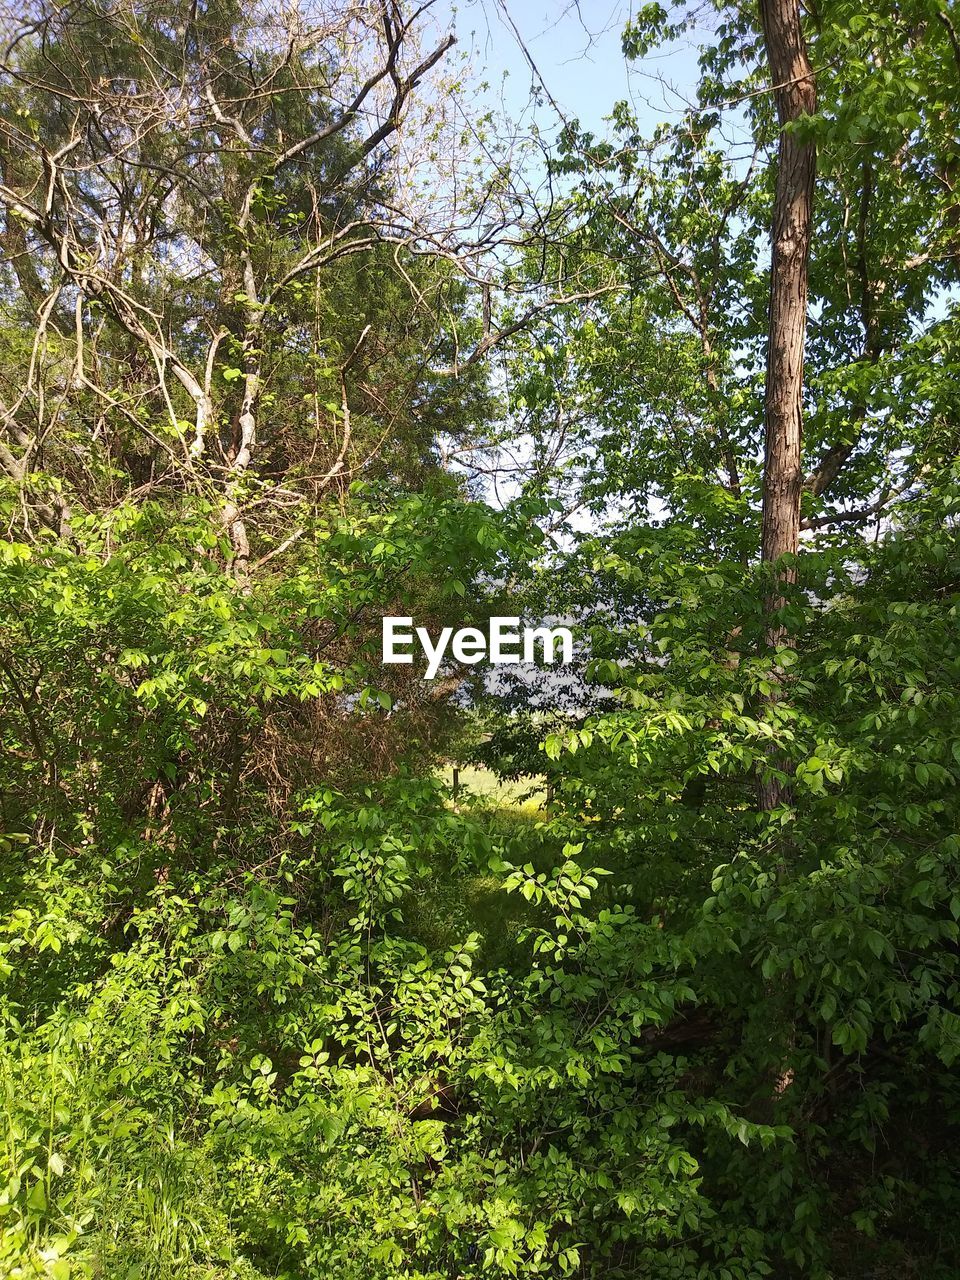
0 1 463 562
757 0 817 810
3 3 960 1277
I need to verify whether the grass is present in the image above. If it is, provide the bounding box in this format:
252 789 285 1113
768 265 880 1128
438 764 546 815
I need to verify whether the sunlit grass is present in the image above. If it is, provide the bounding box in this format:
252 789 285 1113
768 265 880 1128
437 763 546 814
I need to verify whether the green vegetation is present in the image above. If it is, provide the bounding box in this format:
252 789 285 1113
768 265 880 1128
1 1 959 1277
439 764 546 814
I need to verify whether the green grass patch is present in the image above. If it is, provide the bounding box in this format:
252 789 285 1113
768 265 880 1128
438 763 546 813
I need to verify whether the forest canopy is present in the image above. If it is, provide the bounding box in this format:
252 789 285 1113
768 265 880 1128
1 1 959 1278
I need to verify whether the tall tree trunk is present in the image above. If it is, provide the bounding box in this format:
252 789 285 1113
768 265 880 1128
758 0 817 812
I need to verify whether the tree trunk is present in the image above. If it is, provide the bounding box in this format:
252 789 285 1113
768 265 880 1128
758 0 817 812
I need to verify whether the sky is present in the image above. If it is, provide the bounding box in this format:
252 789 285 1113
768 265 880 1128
411 1 709 529
433 0 705 141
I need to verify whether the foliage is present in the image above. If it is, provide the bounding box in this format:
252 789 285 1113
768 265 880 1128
1 0 960 1278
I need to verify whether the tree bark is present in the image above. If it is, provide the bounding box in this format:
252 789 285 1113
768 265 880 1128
758 0 817 812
